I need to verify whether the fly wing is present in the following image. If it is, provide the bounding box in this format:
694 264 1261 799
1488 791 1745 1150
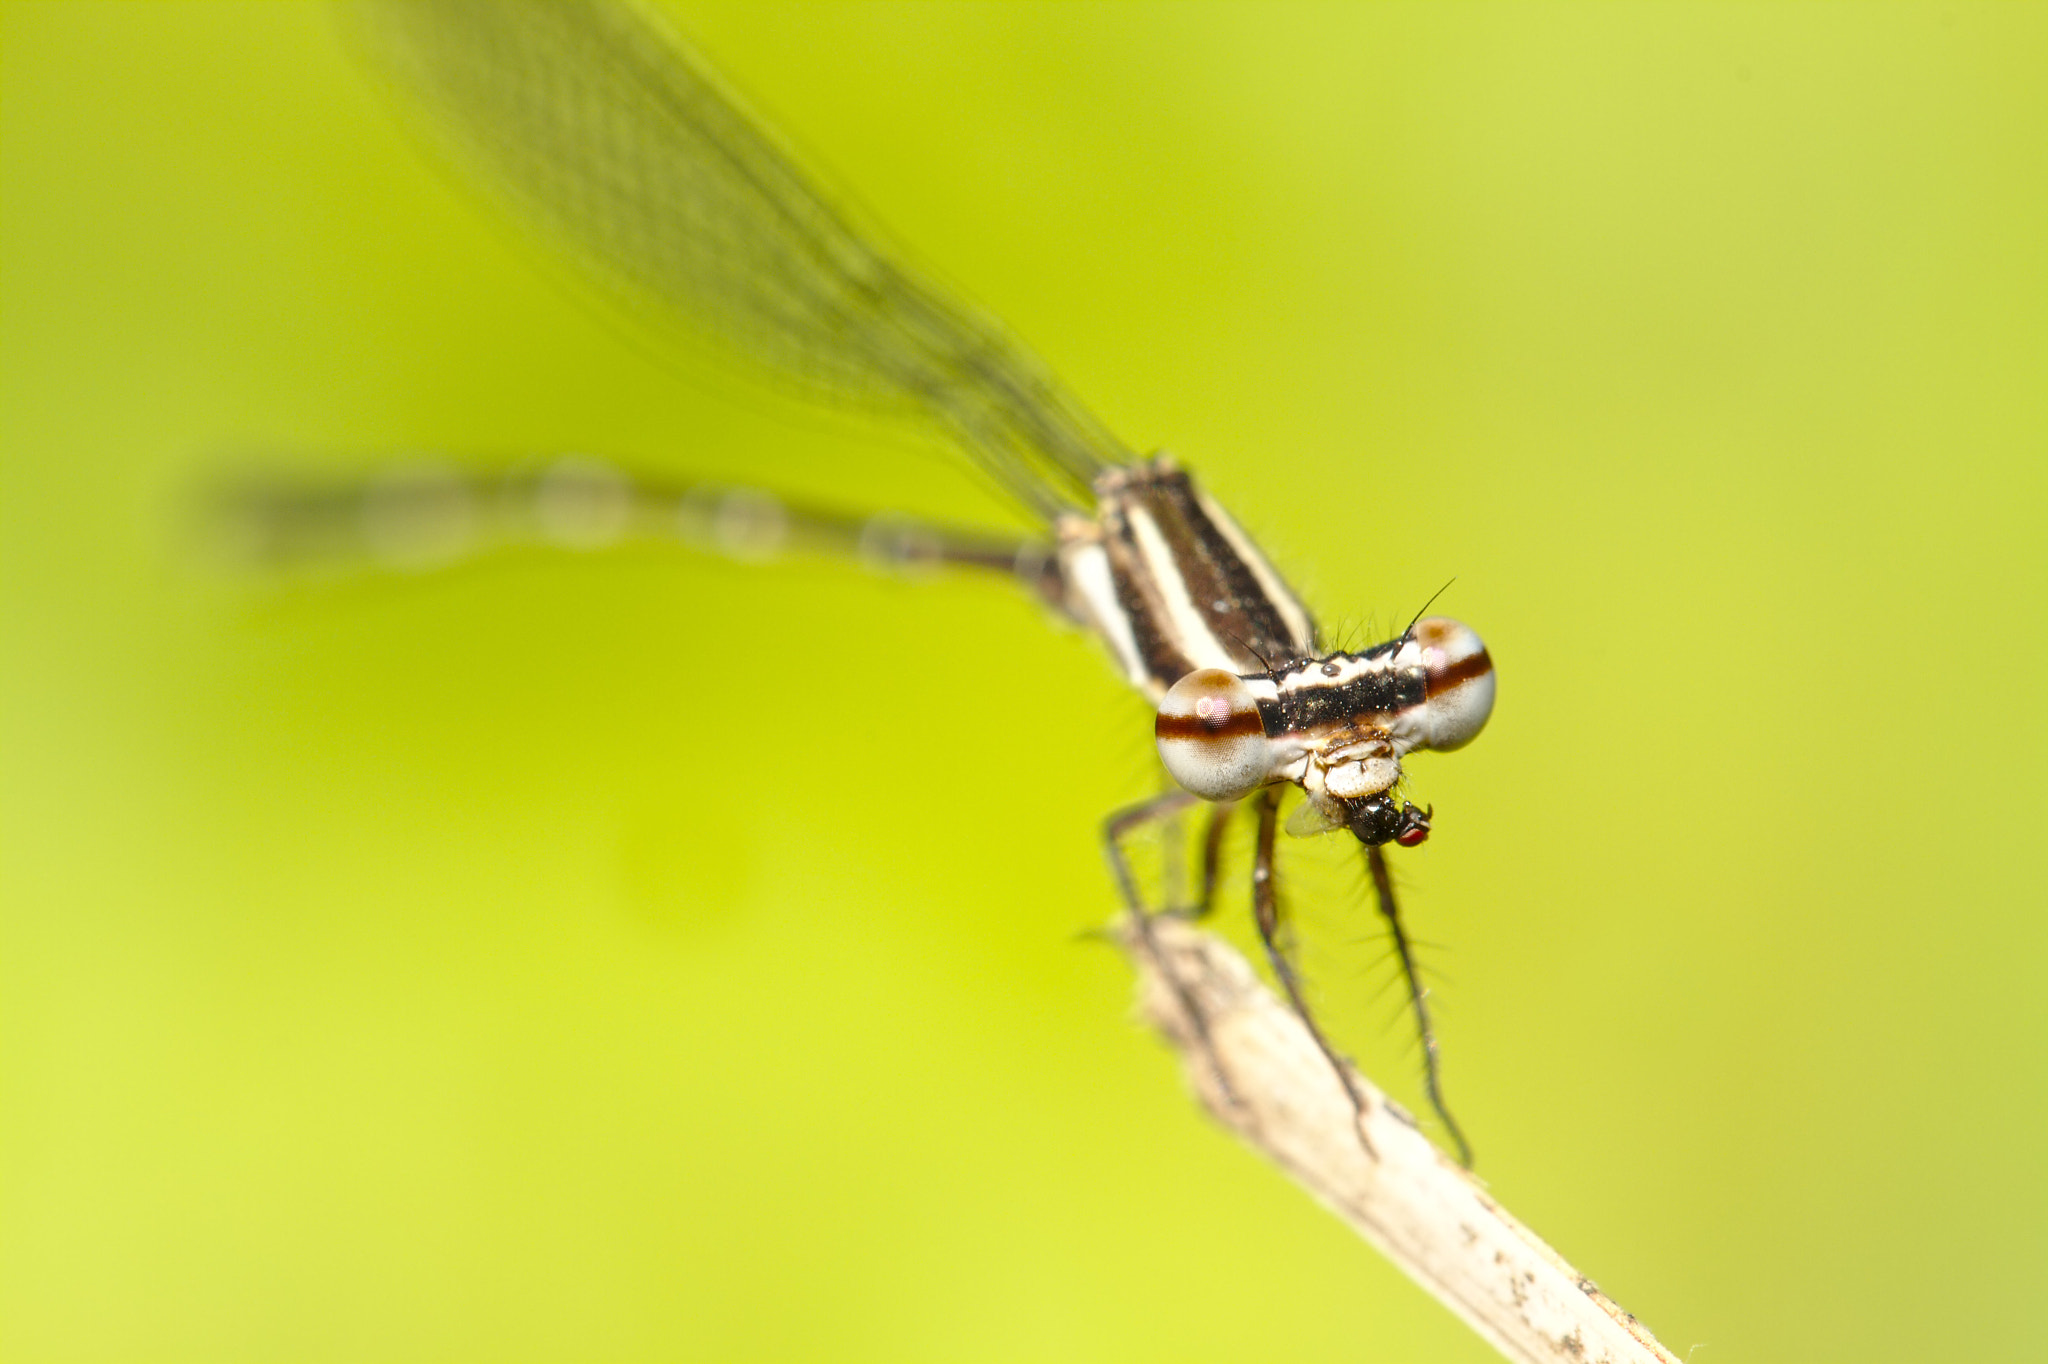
349 0 1128 522
1283 791 1348 838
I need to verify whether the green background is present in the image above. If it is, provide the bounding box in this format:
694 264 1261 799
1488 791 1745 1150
5 3 2043 1360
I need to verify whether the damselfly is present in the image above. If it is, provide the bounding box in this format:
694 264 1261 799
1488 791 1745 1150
235 0 1497 1165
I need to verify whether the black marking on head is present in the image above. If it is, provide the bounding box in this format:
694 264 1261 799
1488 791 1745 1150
1274 662 1427 734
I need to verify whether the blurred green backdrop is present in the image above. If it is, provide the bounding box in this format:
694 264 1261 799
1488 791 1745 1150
5 3 2043 1360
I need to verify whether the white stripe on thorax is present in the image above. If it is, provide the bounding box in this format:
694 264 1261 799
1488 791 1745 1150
1124 502 1239 673
1059 537 1153 696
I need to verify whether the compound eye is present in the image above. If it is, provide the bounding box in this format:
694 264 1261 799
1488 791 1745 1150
1403 616 1496 752
1155 668 1271 801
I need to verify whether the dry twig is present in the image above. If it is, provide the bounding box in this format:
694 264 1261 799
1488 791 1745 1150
1123 915 1679 1364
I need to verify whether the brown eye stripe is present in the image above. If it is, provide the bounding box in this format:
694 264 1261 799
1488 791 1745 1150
1427 648 1493 696
1155 708 1266 741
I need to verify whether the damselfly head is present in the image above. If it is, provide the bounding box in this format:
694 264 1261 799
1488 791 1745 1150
1390 616 1495 753
1154 668 1274 801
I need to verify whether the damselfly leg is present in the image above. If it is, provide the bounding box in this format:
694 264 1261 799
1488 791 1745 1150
1248 790 1384 1159
1101 790 1249 1112
1367 844 1472 1167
